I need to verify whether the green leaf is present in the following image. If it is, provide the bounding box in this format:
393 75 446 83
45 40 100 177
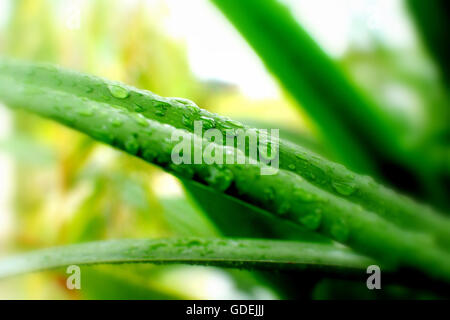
78 267 187 300
0 59 447 245
0 238 376 279
182 118 331 242
183 179 330 242
406 0 450 85
210 0 397 173
0 59 449 282
210 0 449 208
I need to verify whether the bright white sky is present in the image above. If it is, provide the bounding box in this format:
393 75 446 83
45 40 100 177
163 0 415 99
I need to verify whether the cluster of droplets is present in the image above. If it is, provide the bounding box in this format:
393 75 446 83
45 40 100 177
153 100 170 117
197 115 215 129
103 84 354 244
170 98 200 129
107 83 174 119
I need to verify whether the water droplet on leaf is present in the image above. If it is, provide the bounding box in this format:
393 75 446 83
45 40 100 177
332 180 356 196
204 167 234 191
110 118 123 127
263 187 275 201
330 221 349 242
295 152 307 160
108 84 129 99
276 201 291 215
182 114 194 128
134 104 145 112
124 138 139 155
199 116 215 129
77 109 93 117
133 114 149 127
298 209 322 230
293 187 316 202
153 100 170 117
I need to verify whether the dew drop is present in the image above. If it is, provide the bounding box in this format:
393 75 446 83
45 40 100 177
108 84 129 99
110 118 123 127
143 148 157 162
295 152 307 160
153 101 170 117
134 104 145 113
306 171 316 180
276 201 291 215
77 109 94 117
288 164 296 170
172 97 198 110
263 187 275 201
124 138 139 155
133 114 149 127
332 180 356 196
330 221 349 242
204 167 234 192
298 209 322 230
182 114 194 128
293 187 316 202
199 116 215 129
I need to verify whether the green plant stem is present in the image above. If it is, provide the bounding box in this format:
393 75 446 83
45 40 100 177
0 60 450 281
0 238 375 279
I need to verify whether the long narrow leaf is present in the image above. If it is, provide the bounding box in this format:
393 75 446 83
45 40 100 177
0 60 450 281
407 0 450 85
0 238 376 279
210 0 448 207
0 60 447 245
210 0 399 173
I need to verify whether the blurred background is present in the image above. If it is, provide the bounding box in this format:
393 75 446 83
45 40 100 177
0 0 448 299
